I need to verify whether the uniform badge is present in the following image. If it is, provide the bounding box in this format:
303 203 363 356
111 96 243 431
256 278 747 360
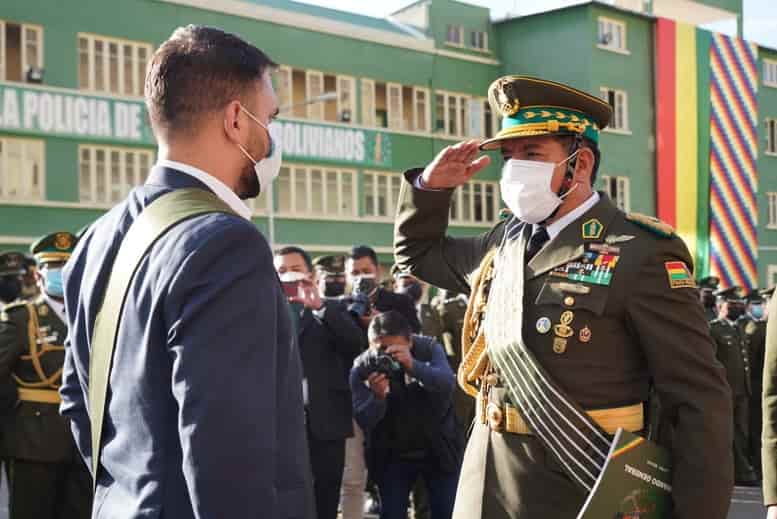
554 311 575 338
605 234 636 245
664 261 696 289
564 296 576 307
553 338 568 354
536 317 552 335
746 321 758 335
54 233 73 251
582 219 604 240
38 304 49 317
579 326 592 343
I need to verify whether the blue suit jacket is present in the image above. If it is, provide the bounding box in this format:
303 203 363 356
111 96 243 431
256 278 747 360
60 167 314 519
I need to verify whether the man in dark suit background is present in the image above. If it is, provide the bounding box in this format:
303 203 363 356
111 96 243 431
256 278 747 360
274 246 366 519
60 25 313 519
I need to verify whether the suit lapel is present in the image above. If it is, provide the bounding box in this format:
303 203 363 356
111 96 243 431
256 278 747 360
526 193 619 280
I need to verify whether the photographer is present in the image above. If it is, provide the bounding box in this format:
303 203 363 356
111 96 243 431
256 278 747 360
274 246 367 519
351 311 463 519
344 246 421 333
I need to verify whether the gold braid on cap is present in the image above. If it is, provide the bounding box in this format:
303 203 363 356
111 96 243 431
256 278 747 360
488 77 520 117
457 248 498 397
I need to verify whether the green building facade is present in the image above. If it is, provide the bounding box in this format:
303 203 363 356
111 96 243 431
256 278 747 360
0 0 776 283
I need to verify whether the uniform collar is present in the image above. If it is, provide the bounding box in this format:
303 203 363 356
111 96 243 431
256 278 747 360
537 192 601 242
43 294 66 322
155 159 253 221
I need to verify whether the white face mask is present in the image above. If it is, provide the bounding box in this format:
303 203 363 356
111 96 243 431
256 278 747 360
236 106 283 195
499 150 579 224
279 271 308 283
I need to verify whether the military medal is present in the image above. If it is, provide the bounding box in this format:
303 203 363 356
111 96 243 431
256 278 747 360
564 296 575 307
579 326 592 343
551 250 620 287
605 234 635 245
554 311 575 339
38 305 49 317
536 317 552 335
553 337 568 354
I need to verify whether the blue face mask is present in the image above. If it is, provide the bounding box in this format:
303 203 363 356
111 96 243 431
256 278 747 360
750 304 765 320
44 268 64 298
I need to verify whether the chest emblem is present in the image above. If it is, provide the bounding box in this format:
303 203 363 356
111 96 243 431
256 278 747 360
579 326 592 343
536 317 552 335
551 251 620 286
582 219 604 240
554 311 575 339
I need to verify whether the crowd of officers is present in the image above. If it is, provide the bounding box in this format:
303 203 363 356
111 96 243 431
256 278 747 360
0 234 470 519
1 230 773 519
700 276 774 487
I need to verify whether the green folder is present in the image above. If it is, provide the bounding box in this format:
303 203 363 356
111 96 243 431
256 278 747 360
577 429 672 519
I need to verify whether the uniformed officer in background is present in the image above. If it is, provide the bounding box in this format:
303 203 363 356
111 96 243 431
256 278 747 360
710 286 759 486
434 290 474 430
313 255 348 298
394 271 444 340
0 252 28 497
699 276 721 322
394 75 733 519
741 290 768 477
0 233 92 519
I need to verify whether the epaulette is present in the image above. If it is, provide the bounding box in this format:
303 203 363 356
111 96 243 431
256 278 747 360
625 213 675 238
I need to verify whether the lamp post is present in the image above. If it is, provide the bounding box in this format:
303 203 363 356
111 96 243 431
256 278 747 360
267 91 339 250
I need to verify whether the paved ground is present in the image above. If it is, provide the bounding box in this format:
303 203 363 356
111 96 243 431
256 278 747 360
0 480 766 519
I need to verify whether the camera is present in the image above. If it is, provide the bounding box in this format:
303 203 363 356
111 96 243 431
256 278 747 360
362 348 403 377
347 275 378 317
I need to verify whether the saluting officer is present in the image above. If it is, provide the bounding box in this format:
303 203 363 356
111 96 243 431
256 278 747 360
393 75 733 519
0 233 92 519
710 287 759 485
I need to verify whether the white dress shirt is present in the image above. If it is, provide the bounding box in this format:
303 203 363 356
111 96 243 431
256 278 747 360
536 191 601 243
43 293 67 322
156 159 253 221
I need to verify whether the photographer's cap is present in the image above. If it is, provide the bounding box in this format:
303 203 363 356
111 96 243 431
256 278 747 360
313 255 345 275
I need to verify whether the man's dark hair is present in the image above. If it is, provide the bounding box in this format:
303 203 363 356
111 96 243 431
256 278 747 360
145 25 277 136
349 245 378 268
277 246 313 273
368 310 412 343
557 135 601 185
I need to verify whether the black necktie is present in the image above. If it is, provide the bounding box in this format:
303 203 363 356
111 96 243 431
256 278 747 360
526 227 549 262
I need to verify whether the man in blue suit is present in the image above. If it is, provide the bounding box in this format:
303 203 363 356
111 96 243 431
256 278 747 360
60 25 314 519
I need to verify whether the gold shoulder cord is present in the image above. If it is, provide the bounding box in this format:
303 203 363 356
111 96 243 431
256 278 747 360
457 248 499 398
13 302 64 389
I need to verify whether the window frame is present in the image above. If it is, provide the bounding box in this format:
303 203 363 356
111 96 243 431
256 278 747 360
597 16 629 55
0 136 45 202
764 59 777 88
362 170 404 221
470 30 489 52
445 24 464 47
449 179 500 227
600 174 631 212
77 33 152 97
766 118 777 156
600 86 630 134
435 90 475 139
768 192 777 229
78 144 154 205
275 163 358 220
0 20 44 82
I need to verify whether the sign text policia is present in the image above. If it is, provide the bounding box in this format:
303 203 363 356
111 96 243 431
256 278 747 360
0 81 392 168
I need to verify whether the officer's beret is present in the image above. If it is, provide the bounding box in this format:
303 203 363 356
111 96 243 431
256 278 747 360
697 276 720 290
312 255 345 275
481 76 613 151
30 232 78 265
715 286 746 301
0 251 26 277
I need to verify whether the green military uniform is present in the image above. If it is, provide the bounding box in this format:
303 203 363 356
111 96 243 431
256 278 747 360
763 288 777 506
394 76 733 519
698 276 720 322
435 292 474 429
0 233 92 519
741 290 768 478
709 287 758 485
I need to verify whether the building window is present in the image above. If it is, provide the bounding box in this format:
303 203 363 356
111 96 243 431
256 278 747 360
601 175 631 212
78 34 152 97
363 171 402 219
470 31 488 51
450 180 499 225
435 92 494 138
767 118 777 155
764 59 777 88
0 20 43 82
769 193 777 229
446 25 463 46
275 66 356 124
0 137 44 201
79 145 154 204
597 17 627 53
600 87 629 132
276 165 356 218
361 79 429 132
